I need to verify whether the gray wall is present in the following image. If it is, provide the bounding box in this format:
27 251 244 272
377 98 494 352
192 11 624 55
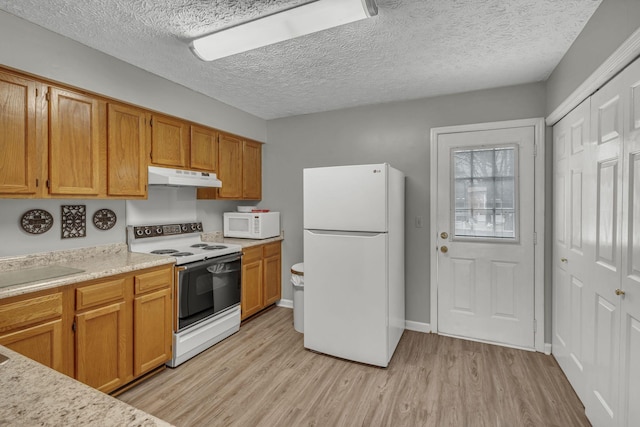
264 83 546 326
546 0 640 115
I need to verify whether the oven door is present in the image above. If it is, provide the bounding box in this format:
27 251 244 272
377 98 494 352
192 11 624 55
178 253 241 331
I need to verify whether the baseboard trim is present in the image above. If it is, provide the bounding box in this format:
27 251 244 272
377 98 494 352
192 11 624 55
405 320 431 333
276 299 293 309
544 343 552 355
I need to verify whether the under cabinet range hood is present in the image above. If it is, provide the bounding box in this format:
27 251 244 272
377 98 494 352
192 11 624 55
148 166 222 188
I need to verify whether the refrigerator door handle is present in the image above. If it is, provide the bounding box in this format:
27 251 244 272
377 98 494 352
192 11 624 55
305 229 385 238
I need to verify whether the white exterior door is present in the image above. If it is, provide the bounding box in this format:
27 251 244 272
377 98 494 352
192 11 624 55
435 126 536 349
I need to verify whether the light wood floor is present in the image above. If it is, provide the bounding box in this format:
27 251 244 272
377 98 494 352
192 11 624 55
118 307 590 427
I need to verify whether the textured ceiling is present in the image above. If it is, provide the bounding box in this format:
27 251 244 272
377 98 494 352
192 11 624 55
0 0 602 120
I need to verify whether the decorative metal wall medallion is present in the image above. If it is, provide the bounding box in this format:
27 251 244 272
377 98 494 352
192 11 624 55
93 208 117 231
61 205 86 239
20 209 54 234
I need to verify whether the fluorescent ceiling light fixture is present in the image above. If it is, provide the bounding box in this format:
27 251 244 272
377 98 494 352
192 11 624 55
190 0 378 61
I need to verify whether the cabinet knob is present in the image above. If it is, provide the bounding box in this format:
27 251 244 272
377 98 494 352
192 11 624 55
615 289 626 296
440 246 448 254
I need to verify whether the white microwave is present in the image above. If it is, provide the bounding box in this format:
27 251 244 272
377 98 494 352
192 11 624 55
223 212 280 239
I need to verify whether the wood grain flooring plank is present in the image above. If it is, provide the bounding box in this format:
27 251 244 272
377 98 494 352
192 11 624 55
118 308 591 427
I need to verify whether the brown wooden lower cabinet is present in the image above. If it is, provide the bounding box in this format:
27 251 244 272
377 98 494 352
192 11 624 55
133 286 172 377
241 241 281 320
75 301 129 392
0 291 65 373
0 264 174 394
0 319 64 372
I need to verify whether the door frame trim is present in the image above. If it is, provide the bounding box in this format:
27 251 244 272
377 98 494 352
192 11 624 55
429 118 546 352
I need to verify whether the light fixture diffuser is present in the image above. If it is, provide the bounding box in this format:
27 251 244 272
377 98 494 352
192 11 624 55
190 0 378 61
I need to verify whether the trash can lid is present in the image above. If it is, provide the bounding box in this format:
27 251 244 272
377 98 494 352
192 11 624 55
291 262 304 275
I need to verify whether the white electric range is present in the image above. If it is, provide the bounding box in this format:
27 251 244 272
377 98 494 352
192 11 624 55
128 222 243 367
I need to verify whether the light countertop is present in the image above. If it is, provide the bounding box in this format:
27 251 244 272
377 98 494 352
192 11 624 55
0 345 172 427
0 243 174 300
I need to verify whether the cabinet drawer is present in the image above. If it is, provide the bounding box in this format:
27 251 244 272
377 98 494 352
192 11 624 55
76 279 126 310
0 293 63 332
263 242 281 258
135 268 172 295
243 246 262 264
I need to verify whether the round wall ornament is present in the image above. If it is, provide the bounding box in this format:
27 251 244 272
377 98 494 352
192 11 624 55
21 209 54 234
92 208 117 231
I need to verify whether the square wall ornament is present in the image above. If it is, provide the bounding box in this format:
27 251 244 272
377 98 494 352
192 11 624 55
61 205 86 239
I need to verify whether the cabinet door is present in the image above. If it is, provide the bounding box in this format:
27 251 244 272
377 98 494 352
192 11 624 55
133 287 172 376
243 140 262 200
217 133 243 199
0 319 63 372
107 103 147 197
49 87 103 196
75 301 129 393
150 114 189 169
0 70 38 195
263 243 281 306
241 246 263 320
190 125 217 172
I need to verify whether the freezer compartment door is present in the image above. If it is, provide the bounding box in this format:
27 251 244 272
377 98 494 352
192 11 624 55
304 164 388 232
303 229 389 366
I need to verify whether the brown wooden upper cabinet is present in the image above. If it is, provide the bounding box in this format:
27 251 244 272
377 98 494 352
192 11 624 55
48 87 105 197
0 69 38 196
149 114 190 169
107 103 148 198
190 125 218 172
197 133 262 200
0 66 261 200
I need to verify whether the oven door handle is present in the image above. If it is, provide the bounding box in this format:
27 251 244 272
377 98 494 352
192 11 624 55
204 252 242 264
179 252 242 270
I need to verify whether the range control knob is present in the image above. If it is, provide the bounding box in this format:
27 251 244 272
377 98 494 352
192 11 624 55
181 224 188 232
155 227 163 235
190 223 197 231
196 223 203 231
135 228 143 236
144 228 151 235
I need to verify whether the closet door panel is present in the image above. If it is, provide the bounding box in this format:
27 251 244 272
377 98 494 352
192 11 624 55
620 58 640 427
586 65 625 427
552 98 591 405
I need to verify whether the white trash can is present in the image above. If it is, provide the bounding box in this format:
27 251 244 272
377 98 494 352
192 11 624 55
291 263 304 333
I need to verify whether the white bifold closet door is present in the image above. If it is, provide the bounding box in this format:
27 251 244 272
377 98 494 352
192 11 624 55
552 57 640 427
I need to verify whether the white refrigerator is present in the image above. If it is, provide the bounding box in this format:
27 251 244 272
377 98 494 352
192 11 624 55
303 163 405 367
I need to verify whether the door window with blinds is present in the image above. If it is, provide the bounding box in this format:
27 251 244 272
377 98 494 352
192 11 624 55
451 144 519 241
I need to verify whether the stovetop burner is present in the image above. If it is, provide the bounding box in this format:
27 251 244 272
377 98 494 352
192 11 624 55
190 244 208 248
151 249 179 254
203 245 227 250
172 252 194 257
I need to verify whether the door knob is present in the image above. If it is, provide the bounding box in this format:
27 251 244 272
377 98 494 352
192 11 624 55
560 258 568 263
440 232 448 239
440 246 448 253
615 289 626 296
